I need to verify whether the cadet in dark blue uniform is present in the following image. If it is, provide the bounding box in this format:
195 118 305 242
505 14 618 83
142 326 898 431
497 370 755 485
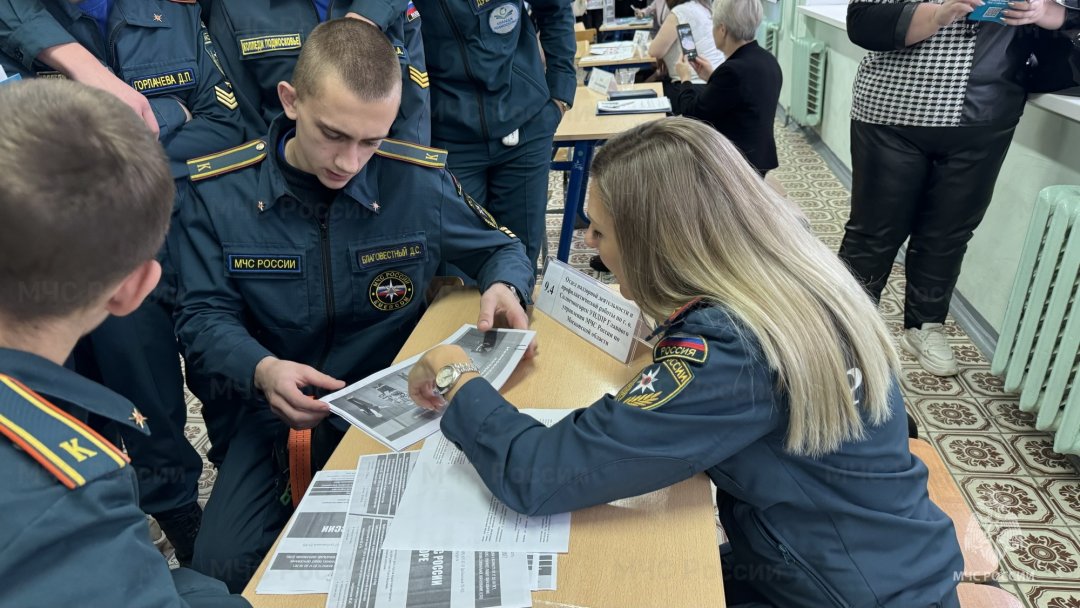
0 0 248 565
205 0 429 143
351 0 576 271
407 118 964 608
0 78 247 608
173 19 535 592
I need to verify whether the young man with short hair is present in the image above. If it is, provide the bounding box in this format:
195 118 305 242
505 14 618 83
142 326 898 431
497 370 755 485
0 78 247 608
175 19 534 591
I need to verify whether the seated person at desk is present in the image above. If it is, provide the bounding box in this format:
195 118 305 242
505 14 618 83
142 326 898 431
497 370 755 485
174 19 535 592
407 118 964 607
666 0 782 176
647 0 723 83
0 79 247 608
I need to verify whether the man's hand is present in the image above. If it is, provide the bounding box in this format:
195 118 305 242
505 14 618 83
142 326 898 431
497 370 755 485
254 357 346 429
1002 0 1066 27
39 44 160 135
477 283 537 358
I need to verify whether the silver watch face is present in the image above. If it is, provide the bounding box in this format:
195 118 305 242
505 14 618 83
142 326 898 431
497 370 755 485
435 366 457 390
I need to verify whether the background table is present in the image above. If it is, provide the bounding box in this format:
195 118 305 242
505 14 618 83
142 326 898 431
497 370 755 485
551 83 666 261
243 288 725 608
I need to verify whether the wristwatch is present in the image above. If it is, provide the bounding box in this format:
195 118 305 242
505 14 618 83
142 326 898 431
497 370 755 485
435 361 480 395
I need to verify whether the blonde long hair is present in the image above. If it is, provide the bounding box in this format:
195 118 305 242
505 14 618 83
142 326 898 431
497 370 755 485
591 117 899 456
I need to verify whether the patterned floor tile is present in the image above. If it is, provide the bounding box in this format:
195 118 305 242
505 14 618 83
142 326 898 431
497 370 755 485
994 526 1080 584
901 368 968 398
985 399 1041 433
1018 584 1080 608
959 367 1013 400
1042 480 1080 526
1011 435 1080 476
911 398 992 433
961 476 1063 525
930 433 1025 475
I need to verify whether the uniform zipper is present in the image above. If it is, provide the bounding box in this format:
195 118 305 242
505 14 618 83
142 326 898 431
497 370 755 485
315 204 336 375
436 0 490 141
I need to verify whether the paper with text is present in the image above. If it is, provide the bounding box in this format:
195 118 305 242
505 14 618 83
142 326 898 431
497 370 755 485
328 452 531 608
535 259 643 362
256 470 355 595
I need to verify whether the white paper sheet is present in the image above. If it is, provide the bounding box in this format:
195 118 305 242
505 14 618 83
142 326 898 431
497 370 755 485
256 470 355 595
328 453 532 608
580 48 635 63
381 411 576 554
526 554 558 591
596 97 672 115
324 325 535 451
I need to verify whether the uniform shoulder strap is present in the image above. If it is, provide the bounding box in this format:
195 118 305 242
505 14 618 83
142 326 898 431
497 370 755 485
373 139 447 169
0 374 128 489
187 139 268 182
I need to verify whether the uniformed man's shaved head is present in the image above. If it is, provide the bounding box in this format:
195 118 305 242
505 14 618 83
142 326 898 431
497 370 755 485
291 18 402 102
0 79 172 321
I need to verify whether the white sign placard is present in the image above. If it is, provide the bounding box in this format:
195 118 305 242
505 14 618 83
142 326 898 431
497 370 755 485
632 29 651 52
602 0 615 23
587 67 616 95
535 258 642 362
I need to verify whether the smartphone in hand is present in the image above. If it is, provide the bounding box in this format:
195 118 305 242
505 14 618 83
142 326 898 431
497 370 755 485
676 23 697 62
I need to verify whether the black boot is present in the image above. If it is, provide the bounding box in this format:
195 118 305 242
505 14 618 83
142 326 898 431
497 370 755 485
155 501 203 567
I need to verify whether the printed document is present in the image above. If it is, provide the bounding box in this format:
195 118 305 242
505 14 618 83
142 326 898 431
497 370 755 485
382 411 575 554
328 452 532 608
256 470 355 595
324 325 534 451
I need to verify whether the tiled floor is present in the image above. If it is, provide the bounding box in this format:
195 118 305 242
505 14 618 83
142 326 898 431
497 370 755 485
171 123 1080 605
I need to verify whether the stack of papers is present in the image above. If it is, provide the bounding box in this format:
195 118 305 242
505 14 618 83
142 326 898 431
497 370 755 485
258 411 578 606
606 16 653 27
596 97 672 115
580 49 635 63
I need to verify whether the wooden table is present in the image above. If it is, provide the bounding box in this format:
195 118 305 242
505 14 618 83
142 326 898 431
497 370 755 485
551 83 666 261
575 40 590 61
243 288 725 608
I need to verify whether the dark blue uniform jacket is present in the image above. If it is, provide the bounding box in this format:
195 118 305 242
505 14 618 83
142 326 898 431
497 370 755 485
174 116 535 411
0 0 245 179
0 348 249 608
347 0 576 142
442 306 964 608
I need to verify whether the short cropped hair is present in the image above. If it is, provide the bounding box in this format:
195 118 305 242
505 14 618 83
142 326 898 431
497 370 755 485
713 0 763 41
0 79 173 321
291 18 401 101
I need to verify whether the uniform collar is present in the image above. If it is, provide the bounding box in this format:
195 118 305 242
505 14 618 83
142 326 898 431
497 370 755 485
0 347 148 433
261 114 381 215
645 297 713 341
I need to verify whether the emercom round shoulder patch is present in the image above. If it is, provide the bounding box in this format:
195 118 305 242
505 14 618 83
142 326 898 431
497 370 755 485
369 270 415 311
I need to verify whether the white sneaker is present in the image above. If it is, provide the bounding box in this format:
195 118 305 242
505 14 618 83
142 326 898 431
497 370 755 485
901 323 959 377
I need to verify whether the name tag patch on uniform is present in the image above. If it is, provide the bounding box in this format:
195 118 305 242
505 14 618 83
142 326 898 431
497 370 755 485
239 33 302 56
489 3 520 34
357 242 425 270
654 334 708 365
369 270 415 311
129 69 195 94
35 71 67 79
615 359 694 410
226 254 303 275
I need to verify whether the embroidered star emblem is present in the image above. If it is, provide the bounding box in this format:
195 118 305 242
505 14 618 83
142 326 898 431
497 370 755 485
153 13 163 22
629 367 660 395
257 201 266 212
129 408 148 429
371 201 380 213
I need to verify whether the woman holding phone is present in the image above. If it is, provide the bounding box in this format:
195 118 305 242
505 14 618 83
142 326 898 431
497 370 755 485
647 0 724 83
407 118 963 607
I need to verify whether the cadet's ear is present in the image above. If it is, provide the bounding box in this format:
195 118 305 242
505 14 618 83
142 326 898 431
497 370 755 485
279 81 299 120
104 260 161 318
